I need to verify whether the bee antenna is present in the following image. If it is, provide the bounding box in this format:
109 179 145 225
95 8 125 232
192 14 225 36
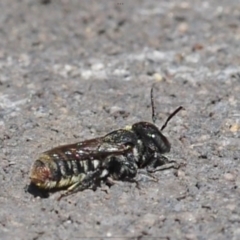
151 87 157 124
160 106 184 131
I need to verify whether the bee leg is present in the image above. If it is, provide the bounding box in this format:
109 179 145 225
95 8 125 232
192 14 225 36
146 154 178 173
57 169 101 201
103 155 140 189
105 176 121 186
136 169 158 182
104 175 142 191
107 156 138 180
57 182 85 201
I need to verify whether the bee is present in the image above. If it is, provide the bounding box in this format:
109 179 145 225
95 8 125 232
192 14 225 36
29 87 183 199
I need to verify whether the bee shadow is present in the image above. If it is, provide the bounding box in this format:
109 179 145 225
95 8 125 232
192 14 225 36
26 183 68 199
26 183 50 198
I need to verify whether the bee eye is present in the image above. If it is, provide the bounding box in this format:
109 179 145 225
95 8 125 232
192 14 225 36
147 133 155 139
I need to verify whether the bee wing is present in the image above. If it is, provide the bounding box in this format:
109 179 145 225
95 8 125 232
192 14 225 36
75 136 132 156
44 130 135 161
97 128 137 152
75 129 137 156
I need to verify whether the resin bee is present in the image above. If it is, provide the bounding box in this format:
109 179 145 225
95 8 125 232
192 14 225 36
29 87 183 199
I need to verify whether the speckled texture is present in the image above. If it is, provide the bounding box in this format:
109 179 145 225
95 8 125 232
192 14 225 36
0 0 240 239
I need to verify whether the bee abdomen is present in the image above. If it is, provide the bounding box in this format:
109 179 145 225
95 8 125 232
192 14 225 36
81 159 101 173
51 151 101 176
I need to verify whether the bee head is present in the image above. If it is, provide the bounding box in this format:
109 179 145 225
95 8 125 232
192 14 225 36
29 154 57 189
132 122 171 154
131 87 183 154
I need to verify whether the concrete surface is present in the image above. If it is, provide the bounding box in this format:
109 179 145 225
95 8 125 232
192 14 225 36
0 0 240 239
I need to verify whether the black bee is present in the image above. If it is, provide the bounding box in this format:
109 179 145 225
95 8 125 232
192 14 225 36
29 88 183 199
